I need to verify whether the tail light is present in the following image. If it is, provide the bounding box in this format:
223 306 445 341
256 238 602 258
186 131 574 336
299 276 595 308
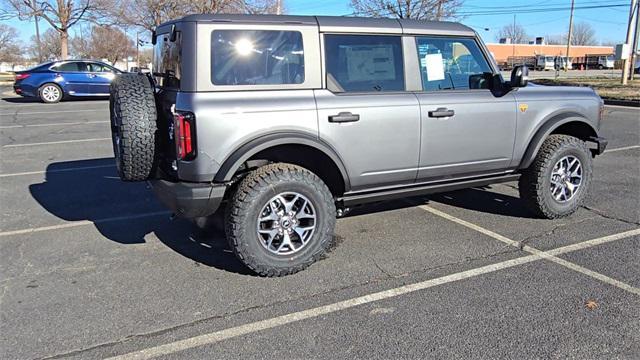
15 73 30 81
173 111 196 160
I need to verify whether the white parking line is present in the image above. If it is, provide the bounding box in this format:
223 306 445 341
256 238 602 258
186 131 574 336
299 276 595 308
0 164 114 178
419 205 640 296
0 120 108 129
106 227 639 360
605 145 640 153
0 109 104 116
2 137 110 148
0 211 170 238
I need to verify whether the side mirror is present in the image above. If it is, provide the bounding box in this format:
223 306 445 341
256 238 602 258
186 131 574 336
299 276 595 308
510 65 529 88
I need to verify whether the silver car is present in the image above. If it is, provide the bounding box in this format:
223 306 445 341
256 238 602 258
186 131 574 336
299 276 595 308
109 14 607 276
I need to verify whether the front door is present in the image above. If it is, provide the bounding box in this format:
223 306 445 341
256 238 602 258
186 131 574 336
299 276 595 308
316 34 421 191
86 63 116 95
413 36 517 181
53 61 88 95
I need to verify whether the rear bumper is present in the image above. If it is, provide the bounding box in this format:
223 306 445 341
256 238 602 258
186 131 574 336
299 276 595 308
588 136 608 155
149 179 226 218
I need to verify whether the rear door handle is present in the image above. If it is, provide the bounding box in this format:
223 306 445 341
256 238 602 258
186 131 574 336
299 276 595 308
88 74 97 78
428 107 455 118
329 112 360 123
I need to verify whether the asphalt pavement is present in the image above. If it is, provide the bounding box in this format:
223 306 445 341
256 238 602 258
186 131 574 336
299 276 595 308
0 87 639 359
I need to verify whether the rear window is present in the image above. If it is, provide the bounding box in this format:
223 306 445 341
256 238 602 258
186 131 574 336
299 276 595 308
153 32 181 88
211 30 304 86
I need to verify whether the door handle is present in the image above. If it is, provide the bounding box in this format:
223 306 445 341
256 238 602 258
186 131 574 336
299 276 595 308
329 112 360 123
88 74 97 78
428 107 455 118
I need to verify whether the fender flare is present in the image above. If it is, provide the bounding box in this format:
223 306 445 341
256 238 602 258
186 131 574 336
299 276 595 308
518 112 599 169
214 131 351 191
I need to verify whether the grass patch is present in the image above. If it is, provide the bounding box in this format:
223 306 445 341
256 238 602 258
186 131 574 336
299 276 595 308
532 77 639 101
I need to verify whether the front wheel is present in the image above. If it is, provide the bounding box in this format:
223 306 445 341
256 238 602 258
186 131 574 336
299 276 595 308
518 135 593 219
225 163 336 276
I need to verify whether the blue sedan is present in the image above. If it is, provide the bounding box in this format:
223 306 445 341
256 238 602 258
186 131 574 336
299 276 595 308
13 60 124 103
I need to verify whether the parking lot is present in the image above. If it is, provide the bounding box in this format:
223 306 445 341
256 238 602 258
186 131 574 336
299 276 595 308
0 87 639 359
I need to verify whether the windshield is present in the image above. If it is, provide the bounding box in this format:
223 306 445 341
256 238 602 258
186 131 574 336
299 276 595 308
153 32 181 89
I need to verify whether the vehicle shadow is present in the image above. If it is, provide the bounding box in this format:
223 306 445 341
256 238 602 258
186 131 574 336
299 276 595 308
28 159 533 274
1 96 108 103
28 158 251 275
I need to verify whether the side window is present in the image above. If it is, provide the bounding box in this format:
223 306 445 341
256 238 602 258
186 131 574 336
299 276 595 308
324 35 404 93
211 30 304 86
87 63 113 73
416 37 491 91
55 62 84 72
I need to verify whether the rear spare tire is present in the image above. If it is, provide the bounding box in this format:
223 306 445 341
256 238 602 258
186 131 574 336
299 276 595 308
109 73 158 181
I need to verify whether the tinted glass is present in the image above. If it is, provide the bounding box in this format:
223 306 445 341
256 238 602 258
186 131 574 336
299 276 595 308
55 62 86 72
211 30 304 86
325 35 404 93
87 63 116 73
416 37 491 91
153 32 181 88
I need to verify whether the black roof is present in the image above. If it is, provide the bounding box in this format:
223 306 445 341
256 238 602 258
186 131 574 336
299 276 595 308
157 14 475 36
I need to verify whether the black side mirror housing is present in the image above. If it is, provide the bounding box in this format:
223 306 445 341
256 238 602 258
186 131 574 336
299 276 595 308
510 65 529 88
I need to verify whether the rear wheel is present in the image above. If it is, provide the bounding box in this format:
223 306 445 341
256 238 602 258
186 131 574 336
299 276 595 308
109 73 158 181
225 163 336 276
519 135 592 219
39 83 62 103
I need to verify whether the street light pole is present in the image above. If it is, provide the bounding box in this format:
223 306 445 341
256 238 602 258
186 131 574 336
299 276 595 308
630 0 640 80
564 0 575 71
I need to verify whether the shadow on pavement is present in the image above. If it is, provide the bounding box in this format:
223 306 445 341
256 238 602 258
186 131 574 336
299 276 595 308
29 159 534 274
29 158 251 275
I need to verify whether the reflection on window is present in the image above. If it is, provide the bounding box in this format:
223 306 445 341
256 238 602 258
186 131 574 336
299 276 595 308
417 37 491 91
211 30 304 86
325 35 404 92
153 32 181 89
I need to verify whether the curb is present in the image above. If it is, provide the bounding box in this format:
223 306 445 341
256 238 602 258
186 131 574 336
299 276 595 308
603 98 640 107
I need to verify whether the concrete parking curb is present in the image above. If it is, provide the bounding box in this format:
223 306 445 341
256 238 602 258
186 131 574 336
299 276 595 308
603 98 640 107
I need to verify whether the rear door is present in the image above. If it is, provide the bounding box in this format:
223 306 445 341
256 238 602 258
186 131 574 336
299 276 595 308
413 36 517 181
315 34 421 190
53 61 89 95
86 62 117 95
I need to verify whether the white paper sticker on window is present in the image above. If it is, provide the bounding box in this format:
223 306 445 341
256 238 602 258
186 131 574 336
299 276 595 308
424 53 445 81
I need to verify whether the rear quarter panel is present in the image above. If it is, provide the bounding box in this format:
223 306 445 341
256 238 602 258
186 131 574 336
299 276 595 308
175 90 319 182
510 85 601 168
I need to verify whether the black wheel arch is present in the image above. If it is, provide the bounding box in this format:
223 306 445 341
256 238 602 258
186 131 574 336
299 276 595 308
214 132 351 194
519 112 599 169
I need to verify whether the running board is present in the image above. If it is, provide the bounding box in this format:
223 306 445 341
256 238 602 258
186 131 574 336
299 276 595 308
340 174 520 207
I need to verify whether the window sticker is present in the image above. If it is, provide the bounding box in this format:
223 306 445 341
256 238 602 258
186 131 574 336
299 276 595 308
424 53 445 81
345 45 396 82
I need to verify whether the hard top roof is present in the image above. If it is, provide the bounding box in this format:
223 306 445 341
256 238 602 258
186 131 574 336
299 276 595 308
157 14 475 36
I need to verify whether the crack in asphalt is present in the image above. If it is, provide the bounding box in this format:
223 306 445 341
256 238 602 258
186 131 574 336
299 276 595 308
516 216 600 249
580 205 640 226
40 248 520 360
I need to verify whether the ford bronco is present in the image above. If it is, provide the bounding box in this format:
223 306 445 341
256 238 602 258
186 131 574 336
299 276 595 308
109 14 607 276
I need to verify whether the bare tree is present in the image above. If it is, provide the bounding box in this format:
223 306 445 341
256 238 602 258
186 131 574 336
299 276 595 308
70 24 93 58
350 0 464 20
0 24 24 63
545 34 564 45
111 0 280 32
87 26 134 64
570 22 596 46
496 22 529 44
3 0 106 59
27 28 61 60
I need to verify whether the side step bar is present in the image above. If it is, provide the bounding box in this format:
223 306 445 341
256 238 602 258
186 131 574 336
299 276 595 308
340 174 520 207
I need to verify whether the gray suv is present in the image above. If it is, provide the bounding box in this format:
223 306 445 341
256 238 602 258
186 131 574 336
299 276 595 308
109 14 607 276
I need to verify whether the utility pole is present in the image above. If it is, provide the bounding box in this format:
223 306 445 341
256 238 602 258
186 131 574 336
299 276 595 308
136 31 140 67
565 0 575 71
512 14 516 58
630 0 640 80
622 0 638 85
276 0 282 15
31 0 42 62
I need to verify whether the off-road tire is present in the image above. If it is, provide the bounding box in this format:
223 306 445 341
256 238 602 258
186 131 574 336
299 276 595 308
109 73 158 181
39 83 63 103
225 163 336 277
519 134 592 219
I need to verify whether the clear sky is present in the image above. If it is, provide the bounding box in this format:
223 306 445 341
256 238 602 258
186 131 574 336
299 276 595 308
2 0 632 46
